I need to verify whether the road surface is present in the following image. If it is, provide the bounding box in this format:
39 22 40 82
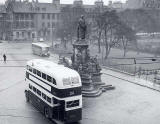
0 42 160 124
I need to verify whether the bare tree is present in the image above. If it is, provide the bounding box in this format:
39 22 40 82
102 10 121 59
116 22 136 57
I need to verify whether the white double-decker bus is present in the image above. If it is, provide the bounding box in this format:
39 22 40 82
25 59 82 123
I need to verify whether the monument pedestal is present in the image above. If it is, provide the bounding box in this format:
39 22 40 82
71 41 113 97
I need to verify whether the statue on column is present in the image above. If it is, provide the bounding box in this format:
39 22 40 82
77 15 87 41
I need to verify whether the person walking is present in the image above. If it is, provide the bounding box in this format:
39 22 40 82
3 54 6 63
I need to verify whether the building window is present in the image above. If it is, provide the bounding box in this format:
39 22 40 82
42 14 45 19
15 14 19 20
47 22 50 28
43 31 46 37
31 22 34 28
31 14 34 20
47 14 50 19
36 7 40 11
16 32 19 38
20 14 24 20
42 22 45 27
28 32 31 38
25 14 29 20
16 21 19 28
21 21 25 28
32 33 35 38
52 22 55 28
47 31 50 36
57 14 59 20
25 22 29 27
52 14 55 19
42 8 46 11
22 32 24 37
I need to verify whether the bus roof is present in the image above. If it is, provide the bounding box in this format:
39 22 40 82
27 59 81 89
32 43 50 48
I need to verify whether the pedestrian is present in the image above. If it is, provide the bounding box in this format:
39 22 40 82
3 54 6 63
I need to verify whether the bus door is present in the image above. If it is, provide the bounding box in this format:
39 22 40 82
52 98 65 121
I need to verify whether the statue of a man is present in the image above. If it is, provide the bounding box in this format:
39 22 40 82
77 15 87 41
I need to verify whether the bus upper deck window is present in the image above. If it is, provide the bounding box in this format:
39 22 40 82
29 66 32 72
47 75 51 82
52 78 56 85
27 65 29 70
47 96 51 103
42 93 46 100
33 69 36 74
37 70 41 77
42 73 46 80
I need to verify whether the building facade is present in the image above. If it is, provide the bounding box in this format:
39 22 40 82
0 5 7 40
125 0 160 9
1 0 110 41
4 0 60 41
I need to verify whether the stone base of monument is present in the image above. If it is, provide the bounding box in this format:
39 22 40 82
82 82 115 97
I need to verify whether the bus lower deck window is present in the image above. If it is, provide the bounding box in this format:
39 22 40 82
47 75 51 82
42 93 46 100
33 69 36 74
47 96 51 103
33 87 36 92
29 84 32 89
42 73 46 80
53 98 58 104
37 89 41 96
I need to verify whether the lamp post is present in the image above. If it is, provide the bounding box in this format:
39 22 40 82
134 58 136 75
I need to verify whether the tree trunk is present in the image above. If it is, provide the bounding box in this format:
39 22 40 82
104 28 109 59
98 30 102 53
123 47 126 57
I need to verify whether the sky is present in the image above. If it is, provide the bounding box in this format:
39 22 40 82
0 0 127 5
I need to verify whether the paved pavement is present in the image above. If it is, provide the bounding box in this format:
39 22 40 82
102 68 160 93
1 42 160 124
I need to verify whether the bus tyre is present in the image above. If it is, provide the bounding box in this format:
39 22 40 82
44 108 50 119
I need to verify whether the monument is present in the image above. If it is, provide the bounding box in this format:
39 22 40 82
59 15 115 97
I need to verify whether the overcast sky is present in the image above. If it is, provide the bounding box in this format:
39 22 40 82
0 0 127 5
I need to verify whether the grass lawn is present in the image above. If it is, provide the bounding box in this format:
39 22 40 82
52 42 160 80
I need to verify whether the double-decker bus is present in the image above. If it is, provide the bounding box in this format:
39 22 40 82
25 59 82 123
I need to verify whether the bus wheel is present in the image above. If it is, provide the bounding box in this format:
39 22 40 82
44 108 50 119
